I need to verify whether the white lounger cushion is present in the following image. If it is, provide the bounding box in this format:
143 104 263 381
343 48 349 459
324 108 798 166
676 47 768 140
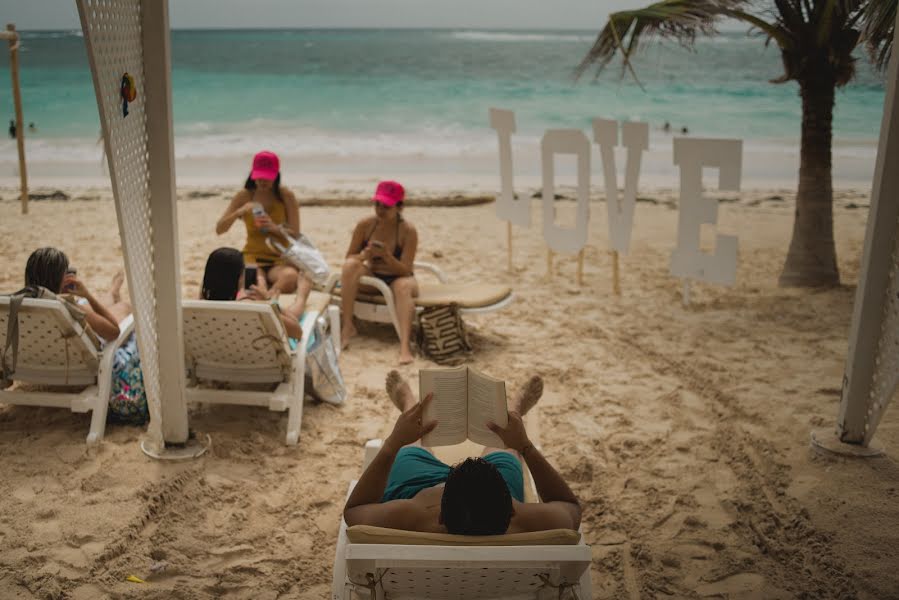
337 283 513 309
346 525 580 546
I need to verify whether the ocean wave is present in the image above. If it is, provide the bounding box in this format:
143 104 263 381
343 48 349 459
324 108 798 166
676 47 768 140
4 128 877 166
20 30 82 39
449 30 592 43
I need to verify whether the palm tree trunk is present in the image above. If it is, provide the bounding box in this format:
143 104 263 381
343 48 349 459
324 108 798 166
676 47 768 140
779 75 841 287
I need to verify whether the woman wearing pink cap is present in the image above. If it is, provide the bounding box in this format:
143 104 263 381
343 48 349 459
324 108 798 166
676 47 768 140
215 151 311 306
341 180 419 364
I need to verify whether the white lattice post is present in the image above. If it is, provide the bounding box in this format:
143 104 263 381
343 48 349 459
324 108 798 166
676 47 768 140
78 0 195 455
812 12 899 456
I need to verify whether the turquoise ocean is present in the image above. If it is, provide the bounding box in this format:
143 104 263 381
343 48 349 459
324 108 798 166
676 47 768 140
0 28 887 186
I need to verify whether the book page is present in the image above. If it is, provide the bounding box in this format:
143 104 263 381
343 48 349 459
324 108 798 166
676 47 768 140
466 367 508 448
420 366 468 447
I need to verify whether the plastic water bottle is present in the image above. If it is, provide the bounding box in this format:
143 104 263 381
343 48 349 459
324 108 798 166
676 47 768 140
251 202 268 233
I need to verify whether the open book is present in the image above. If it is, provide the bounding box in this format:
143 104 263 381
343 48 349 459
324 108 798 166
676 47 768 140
420 366 508 448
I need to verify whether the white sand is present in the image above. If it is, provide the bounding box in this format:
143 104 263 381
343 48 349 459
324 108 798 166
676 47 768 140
0 184 897 599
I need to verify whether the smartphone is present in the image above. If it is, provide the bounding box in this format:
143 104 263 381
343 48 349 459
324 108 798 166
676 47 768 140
244 266 258 290
63 268 77 291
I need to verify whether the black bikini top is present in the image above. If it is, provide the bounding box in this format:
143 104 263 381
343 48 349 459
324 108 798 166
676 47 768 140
363 217 404 260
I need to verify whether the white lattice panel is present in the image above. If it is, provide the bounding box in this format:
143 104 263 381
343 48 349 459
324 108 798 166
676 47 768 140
182 306 291 378
79 0 164 442
864 214 899 443
350 567 558 599
0 301 97 384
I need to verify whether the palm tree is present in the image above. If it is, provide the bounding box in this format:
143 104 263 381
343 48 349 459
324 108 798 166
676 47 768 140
577 0 895 287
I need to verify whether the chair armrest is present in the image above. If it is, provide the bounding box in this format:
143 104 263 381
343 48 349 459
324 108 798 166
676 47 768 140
413 262 448 283
318 271 340 294
359 276 393 298
363 439 383 470
106 314 135 356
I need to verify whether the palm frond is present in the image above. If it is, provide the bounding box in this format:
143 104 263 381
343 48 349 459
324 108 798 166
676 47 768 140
861 0 896 70
575 0 773 81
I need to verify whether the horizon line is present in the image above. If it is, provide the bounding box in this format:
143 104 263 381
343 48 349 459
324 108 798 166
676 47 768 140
13 24 749 33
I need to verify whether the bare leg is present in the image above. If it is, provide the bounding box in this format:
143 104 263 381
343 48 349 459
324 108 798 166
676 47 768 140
280 273 313 321
267 264 299 297
99 271 132 325
391 276 419 365
481 375 543 459
386 370 430 452
340 257 369 349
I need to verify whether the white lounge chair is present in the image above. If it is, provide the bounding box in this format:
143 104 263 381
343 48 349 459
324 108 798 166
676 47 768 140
0 296 135 445
181 291 340 445
332 262 515 340
331 438 592 600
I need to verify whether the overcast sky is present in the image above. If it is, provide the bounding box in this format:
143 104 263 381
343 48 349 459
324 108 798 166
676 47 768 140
1 0 649 31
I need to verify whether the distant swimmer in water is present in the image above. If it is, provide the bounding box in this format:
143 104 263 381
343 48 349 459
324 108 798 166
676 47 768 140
8 119 15 139
662 121 671 133
28 122 36 133
680 126 689 135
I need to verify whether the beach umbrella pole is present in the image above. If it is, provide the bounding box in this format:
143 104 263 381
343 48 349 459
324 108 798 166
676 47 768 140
3 24 27 214
78 0 202 459
811 10 899 457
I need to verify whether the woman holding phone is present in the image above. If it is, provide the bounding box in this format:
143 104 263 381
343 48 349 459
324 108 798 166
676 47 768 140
200 247 307 340
340 180 418 364
215 151 311 313
22 247 130 342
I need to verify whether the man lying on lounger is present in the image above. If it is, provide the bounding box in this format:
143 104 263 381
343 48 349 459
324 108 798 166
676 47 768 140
343 372 581 535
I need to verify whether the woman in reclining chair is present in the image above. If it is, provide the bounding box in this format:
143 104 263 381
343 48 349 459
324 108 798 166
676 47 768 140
200 247 308 342
343 372 582 535
340 180 419 364
23 247 130 343
215 150 311 312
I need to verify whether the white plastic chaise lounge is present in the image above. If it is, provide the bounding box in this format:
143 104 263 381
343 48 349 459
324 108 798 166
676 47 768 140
0 296 135 445
331 261 515 339
181 290 339 445
331 437 592 600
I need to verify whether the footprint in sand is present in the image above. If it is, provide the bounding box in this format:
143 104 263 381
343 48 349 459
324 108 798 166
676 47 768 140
696 572 770 597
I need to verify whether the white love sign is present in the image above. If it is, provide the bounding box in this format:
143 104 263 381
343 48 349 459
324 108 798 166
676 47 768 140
669 138 742 286
489 107 529 227
541 129 591 255
593 119 649 255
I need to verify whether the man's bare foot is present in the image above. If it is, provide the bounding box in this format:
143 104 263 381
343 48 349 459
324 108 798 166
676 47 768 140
110 271 125 303
341 323 357 350
511 375 543 416
386 370 416 411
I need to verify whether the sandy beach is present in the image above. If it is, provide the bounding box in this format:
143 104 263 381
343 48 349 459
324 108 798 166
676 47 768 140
0 182 897 599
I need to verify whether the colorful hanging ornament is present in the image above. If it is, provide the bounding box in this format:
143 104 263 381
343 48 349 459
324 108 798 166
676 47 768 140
120 72 137 117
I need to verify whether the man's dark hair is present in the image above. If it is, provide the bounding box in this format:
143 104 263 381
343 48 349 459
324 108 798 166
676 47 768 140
25 247 69 293
201 247 244 300
440 457 512 535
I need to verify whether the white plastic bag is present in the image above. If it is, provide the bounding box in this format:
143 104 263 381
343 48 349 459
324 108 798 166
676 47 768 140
304 317 346 405
268 234 331 286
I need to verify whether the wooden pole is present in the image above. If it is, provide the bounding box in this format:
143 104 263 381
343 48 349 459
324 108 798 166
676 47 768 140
507 221 512 272
611 250 621 296
682 278 691 306
7 24 27 215
576 248 584 286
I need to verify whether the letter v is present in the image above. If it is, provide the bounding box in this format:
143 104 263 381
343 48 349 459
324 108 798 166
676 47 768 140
592 119 649 255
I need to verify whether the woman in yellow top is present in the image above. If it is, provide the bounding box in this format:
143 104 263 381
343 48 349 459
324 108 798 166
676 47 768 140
215 151 311 308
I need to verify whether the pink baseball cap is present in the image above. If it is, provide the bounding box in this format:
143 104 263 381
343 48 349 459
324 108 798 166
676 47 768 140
372 180 405 206
250 151 280 181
